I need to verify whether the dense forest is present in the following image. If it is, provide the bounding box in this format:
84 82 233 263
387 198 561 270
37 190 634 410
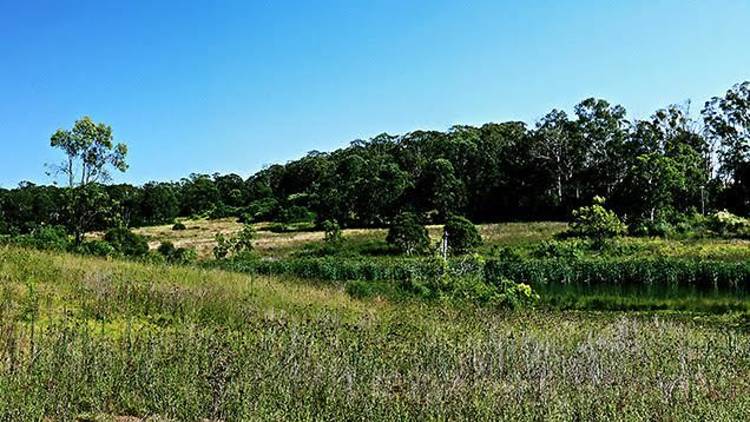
1 81 749 238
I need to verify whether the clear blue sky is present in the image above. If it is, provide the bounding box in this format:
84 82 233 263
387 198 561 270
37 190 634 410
1 0 749 187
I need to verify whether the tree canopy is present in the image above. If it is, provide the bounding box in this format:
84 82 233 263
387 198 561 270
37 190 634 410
2 81 750 238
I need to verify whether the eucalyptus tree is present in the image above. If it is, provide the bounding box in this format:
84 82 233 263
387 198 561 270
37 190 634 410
47 117 128 243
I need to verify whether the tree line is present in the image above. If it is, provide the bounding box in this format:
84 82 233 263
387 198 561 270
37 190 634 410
1 81 749 240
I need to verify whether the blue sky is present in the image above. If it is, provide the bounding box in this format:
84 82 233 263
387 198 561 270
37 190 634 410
1 0 749 187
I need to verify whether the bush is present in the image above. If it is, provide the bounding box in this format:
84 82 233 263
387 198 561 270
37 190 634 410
158 241 197 264
386 212 430 255
103 228 149 257
11 225 71 251
707 210 750 238
78 240 115 257
172 247 197 264
213 224 255 259
345 280 377 299
568 196 626 242
532 239 586 259
157 241 177 257
444 215 482 255
322 219 342 244
172 222 187 231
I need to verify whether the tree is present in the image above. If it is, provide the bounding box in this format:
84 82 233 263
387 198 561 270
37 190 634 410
530 110 585 206
703 81 750 213
140 182 179 225
179 174 220 216
63 184 116 244
573 98 630 197
46 117 128 244
386 212 430 255
416 159 466 221
49 116 128 188
444 215 482 255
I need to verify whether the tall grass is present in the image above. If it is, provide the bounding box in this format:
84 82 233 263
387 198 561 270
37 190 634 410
0 247 749 419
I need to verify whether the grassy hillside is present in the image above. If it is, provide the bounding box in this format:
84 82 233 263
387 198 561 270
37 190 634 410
1 246 749 420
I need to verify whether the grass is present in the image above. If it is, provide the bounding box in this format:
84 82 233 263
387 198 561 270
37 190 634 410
125 218 750 261
1 246 750 420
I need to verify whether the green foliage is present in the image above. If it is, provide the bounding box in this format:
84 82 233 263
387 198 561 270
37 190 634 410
707 210 750 237
103 227 149 257
158 241 197 264
213 224 255 259
8 225 70 251
444 215 482 255
208 202 240 220
48 116 128 187
322 219 342 244
386 212 430 255
486 255 750 292
569 196 626 242
277 205 315 224
242 198 279 222
397 254 539 307
77 239 116 257
532 239 587 259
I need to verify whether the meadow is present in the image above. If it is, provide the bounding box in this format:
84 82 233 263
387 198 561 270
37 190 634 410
1 245 749 420
125 218 750 313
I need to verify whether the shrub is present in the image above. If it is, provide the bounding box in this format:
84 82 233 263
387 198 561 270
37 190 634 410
157 241 197 264
630 218 675 238
157 241 177 257
78 240 115 257
103 227 149 257
322 219 342 244
444 215 482 255
386 212 430 255
172 247 198 264
172 222 187 231
12 225 71 251
707 210 750 237
213 224 255 259
568 196 626 242
532 239 586 259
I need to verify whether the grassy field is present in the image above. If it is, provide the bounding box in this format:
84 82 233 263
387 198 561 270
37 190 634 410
1 246 749 420
124 218 569 259
126 218 750 261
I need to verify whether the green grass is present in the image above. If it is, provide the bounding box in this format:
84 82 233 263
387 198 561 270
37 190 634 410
1 246 749 420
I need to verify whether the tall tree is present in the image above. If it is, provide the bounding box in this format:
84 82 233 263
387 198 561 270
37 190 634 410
530 110 584 206
47 117 128 243
703 82 750 213
49 116 128 187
